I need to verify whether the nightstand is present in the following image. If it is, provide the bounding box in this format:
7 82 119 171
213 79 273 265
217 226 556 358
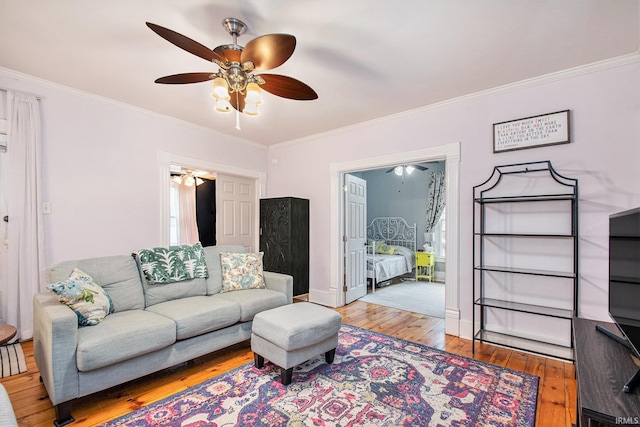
415 251 434 282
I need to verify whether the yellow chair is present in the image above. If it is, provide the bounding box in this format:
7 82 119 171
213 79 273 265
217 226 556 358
415 251 434 282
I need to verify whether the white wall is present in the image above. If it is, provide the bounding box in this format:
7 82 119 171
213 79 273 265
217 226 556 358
267 59 640 329
0 69 268 267
2 58 638 331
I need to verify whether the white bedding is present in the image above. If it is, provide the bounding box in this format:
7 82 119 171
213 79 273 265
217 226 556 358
367 246 415 283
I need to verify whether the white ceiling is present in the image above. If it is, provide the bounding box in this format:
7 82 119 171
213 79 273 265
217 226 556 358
1 1 638 146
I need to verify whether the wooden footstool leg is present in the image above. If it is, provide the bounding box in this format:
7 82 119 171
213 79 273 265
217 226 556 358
281 367 293 385
254 353 265 369
325 348 336 364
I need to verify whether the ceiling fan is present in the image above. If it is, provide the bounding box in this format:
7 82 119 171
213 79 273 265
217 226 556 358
170 167 209 186
385 164 429 176
146 18 318 119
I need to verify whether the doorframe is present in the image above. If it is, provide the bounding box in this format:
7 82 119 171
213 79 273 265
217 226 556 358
329 142 461 336
158 151 266 249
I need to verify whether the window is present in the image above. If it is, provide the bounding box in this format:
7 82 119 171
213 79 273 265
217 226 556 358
169 180 180 245
0 119 6 153
433 207 446 259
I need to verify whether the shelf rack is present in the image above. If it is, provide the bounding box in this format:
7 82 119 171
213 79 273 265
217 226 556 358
472 160 578 361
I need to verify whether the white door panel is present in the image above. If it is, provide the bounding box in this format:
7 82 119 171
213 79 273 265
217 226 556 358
345 174 367 304
215 173 255 251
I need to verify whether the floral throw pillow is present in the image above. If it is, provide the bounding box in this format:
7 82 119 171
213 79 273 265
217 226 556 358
220 252 266 293
135 242 209 284
47 268 114 326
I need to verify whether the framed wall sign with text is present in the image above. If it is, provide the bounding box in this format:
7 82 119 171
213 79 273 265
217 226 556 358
493 110 570 153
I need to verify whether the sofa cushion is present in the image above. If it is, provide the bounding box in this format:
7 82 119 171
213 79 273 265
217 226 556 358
213 289 288 322
49 255 145 312
203 245 246 295
47 268 114 326
220 252 266 293
76 310 176 372
134 242 208 284
139 276 208 308
146 296 241 340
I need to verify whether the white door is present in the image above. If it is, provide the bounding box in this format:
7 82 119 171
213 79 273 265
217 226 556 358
215 173 255 251
345 174 367 304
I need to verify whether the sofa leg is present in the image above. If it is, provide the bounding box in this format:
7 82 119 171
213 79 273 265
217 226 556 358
254 353 265 369
325 348 336 364
280 367 293 385
53 401 75 427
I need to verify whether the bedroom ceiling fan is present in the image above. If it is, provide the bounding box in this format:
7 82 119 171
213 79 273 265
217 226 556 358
146 18 318 129
385 164 429 176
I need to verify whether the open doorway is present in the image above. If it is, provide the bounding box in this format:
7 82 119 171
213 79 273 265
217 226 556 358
158 152 265 251
169 165 217 247
330 143 461 336
351 162 447 318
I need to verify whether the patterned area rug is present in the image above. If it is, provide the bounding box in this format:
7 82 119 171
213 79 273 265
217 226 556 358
0 343 27 378
101 325 538 427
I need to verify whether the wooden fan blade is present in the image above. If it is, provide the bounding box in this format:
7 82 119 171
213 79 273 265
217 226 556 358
241 34 296 71
257 74 318 100
229 91 245 112
155 73 214 84
146 22 224 63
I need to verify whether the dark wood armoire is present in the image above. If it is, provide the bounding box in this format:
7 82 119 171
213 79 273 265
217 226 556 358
259 197 309 297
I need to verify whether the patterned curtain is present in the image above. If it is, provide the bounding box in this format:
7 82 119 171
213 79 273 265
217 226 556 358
425 171 446 233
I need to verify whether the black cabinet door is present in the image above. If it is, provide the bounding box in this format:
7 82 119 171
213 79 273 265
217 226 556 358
259 197 309 297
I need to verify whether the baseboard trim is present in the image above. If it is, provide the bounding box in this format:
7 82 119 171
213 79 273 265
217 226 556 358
445 308 460 336
309 289 338 308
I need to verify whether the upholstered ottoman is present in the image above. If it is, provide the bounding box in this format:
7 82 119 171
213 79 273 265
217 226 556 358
251 302 342 385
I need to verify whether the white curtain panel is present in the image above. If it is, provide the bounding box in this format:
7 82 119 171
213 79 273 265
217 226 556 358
0 109 7 324
4 91 45 340
178 182 199 245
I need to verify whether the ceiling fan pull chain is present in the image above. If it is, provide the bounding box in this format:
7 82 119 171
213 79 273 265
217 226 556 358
235 91 241 130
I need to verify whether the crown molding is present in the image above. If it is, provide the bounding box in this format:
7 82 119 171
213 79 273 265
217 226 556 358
272 51 640 150
0 67 266 151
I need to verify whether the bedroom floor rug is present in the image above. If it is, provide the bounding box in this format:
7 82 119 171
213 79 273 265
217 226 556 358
360 280 446 318
0 343 27 378
100 324 538 427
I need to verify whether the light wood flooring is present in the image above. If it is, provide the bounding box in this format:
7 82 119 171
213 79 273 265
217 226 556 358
1 300 576 426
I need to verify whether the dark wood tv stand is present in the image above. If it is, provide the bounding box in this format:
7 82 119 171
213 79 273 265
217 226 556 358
574 318 640 426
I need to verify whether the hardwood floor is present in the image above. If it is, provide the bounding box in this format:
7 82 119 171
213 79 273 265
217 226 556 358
0 301 576 426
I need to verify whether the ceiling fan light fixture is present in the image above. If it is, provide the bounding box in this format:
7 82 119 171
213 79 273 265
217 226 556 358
405 165 415 175
215 98 232 113
245 82 262 105
394 166 403 176
243 102 260 116
212 77 230 100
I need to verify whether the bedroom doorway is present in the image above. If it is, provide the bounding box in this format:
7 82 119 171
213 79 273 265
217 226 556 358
331 142 461 336
347 165 444 312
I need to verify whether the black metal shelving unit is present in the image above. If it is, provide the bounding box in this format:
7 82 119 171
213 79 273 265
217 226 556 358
472 160 578 361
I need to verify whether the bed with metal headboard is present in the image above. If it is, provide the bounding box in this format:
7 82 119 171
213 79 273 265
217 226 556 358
366 217 417 291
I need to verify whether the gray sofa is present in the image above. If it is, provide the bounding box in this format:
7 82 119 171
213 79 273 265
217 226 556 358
0 384 18 427
33 245 293 426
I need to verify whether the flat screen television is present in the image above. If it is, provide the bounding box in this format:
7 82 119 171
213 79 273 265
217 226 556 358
603 207 640 392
